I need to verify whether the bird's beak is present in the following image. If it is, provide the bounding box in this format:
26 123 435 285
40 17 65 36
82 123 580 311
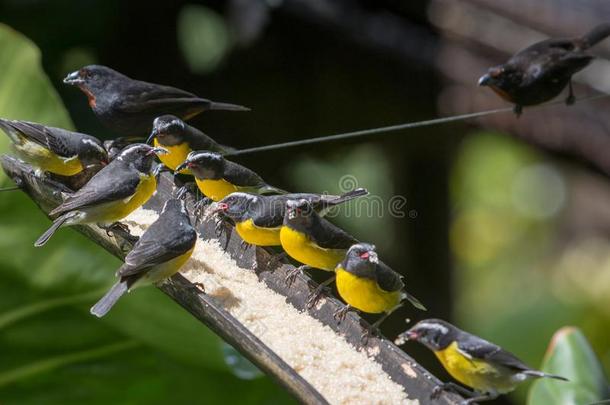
396 330 418 345
209 202 228 214
150 147 168 156
478 73 491 86
175 161 190 173
146 130 158 145
63 70 83 85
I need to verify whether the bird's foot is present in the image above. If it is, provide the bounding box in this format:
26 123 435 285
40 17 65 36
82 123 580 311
240 239 250 251
284 266 306 287
194 197 212 217
360 324 381 346
266 252 287 269
306 287 324 309
333 304 351 324
102 222 139 245
214 217 226 237
566 94 576 106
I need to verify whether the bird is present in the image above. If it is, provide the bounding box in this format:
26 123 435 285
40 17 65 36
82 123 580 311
63 65 250 136
34 144 167 247
396 319 568 404
0 118 108 177
175 151 286 202
103 137 145 161
210 188 368 247
334 243 426 332
90 197 197 317
146 114 233 171
478 23 610 115
280 198 359 296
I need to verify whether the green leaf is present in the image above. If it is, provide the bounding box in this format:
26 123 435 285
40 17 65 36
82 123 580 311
528 326 610 405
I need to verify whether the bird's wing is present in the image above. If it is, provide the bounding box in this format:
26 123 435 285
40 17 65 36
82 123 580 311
117 82 210 114
49 162 140 215
3 121 77 157
458 333 531 372
223 161 267 187
375 261 405 292
309 217 359 250
251 198 284 228
119 226 196 276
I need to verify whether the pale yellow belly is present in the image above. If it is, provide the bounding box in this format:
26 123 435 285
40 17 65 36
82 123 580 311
14 140 84 176
154 138 191 172
435 342 519 394
235 218 281 246
279 226 345 271
81 174 157 224
195 177 239 202
131 246 195 290
335 267 400 313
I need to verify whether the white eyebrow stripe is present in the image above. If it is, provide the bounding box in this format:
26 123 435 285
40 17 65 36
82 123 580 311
82 138 105 153
418 322 449 335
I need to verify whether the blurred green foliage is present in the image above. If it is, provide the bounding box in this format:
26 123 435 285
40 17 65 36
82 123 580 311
452 132 610 404
0 23 293 404
528 327 609 405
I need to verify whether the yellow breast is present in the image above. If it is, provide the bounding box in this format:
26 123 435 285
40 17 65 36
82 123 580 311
133 245 195 289
434 342 518 394
335 267 401 314
14 140 84 176
195 177 239 202
84 173 157 224
154 138 191 172
279 226 345 271
235 218 281 246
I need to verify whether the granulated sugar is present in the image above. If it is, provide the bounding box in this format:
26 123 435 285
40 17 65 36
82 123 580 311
124 208 415 405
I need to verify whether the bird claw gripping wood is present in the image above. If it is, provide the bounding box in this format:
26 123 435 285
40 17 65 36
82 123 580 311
333 304 351 324
284 266 306 287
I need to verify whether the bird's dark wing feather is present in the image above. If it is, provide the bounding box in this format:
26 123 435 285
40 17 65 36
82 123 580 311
251 197 285 228
458 333 531 372
117 81 210 115
4 121 78 157
119 226 196 276
50 162 140 215
375 261 404 292
309 217 358 250
223 161 266 187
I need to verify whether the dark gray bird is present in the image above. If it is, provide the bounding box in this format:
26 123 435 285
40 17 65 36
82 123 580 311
90 198 197 317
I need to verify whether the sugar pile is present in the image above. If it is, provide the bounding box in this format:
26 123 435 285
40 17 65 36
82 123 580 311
124 208 416 405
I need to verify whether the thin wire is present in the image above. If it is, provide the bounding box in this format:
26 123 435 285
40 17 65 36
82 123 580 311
224 93 610 157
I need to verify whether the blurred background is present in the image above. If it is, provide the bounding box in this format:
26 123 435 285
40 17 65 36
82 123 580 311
1 1 609 404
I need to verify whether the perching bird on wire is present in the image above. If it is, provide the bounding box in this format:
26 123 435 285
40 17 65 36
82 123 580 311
147 114 233 171
397 319 568 404
90 197 197 317
0 118 108 177
34 144 167 247
478 23 610 115
210 188 368 247
64 65 249 136
175 151 286 202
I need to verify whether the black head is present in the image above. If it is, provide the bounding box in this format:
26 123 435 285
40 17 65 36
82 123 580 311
116 143 168 174
212 192 258 221
342 243 378 276
175 151 224 179
78 137 109 168
147 115 187 146
63 65 125 104
478 64 521 93
399 319 457 351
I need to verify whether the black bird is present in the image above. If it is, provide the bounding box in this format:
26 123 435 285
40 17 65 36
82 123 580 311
64 65 250 136
478 23 610 115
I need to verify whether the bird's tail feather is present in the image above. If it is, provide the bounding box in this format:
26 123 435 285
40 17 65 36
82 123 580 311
401 291 427 311
581 23 610 48
34 212 76 247
523 370 569 381
208 101 251 112
90 280 129 318
0 119 21 144
259 185 288 195
329 188 369 206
